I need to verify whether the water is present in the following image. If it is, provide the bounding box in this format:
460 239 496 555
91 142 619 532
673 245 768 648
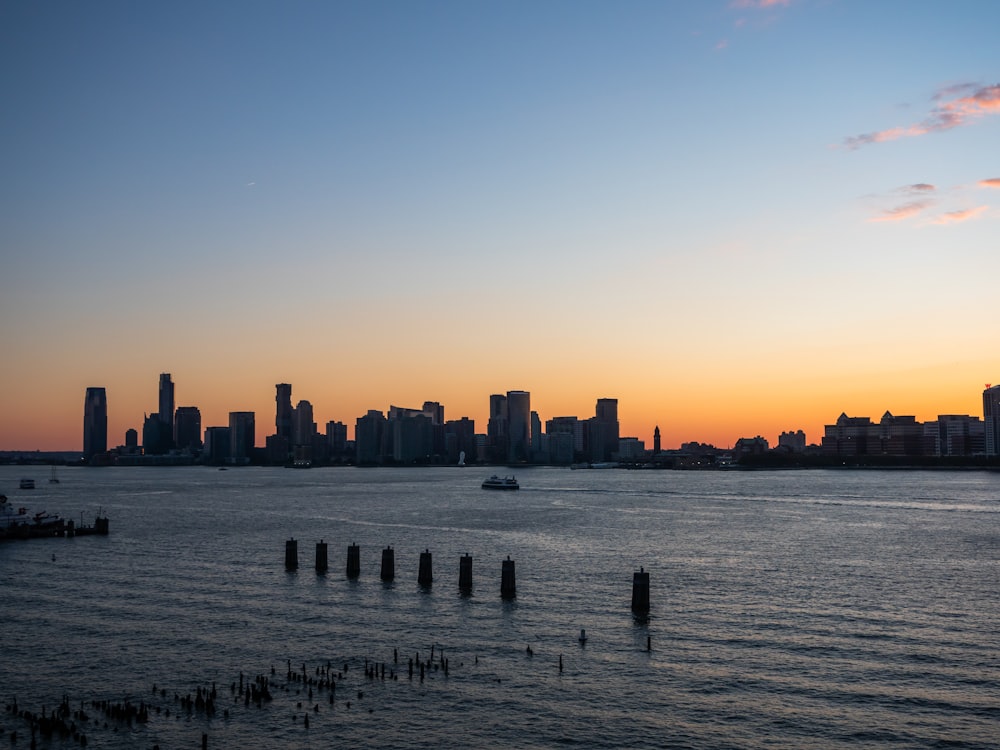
1 466 998 748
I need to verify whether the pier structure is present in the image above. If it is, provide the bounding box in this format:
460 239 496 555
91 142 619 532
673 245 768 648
418 549 432 587
284 539 298 571
315 540 328 573
500 556 516 599
459 554 473 592
346 543 360 579
380 546 395 581
631 566 650 614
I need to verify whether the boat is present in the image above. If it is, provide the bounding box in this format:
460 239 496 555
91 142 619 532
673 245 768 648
19 478 35 490
482 474 519 490
0 494 63 539
49 466 60 483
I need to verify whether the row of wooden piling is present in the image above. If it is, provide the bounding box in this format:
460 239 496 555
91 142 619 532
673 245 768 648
284 539 652 612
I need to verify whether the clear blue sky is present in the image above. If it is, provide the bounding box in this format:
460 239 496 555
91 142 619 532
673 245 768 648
2 1 998 450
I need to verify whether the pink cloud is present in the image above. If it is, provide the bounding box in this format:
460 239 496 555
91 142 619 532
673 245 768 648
931 206 988 225
844 83 1000 149
868 201 931 223
978 178 1000 189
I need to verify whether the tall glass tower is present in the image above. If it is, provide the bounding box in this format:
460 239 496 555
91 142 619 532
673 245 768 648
276 383 293 440
159 373 174 439
83 387 108 461
984 384 1000 456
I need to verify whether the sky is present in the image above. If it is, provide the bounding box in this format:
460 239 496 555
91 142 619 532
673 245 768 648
1 0 998 452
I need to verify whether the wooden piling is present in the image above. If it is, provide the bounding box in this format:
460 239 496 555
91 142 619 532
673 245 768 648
631 566 650 614
346 543 360 578
285 539 298 571
459 554 473 592
315 540 328 574
380 546 395 582
500 556 516 599
418 549 433 587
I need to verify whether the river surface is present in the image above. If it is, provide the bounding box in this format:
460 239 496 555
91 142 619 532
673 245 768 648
1 465 998 749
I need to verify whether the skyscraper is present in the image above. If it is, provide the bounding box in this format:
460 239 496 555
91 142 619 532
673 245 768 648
83 387 108 462
159 374 175 450
984 384 1000 456
487 394 508 463
276 383 293 440
506 390 531 463
228 411 256 464
592 398 620 462
174 406 202 452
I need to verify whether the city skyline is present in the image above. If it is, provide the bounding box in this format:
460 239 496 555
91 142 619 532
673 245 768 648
2 2 998 452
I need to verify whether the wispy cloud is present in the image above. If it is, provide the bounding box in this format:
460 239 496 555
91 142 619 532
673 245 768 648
931 206 988 225
906 183 935 193
979 178 1000 188
868 201 932 223
844 83 1000 150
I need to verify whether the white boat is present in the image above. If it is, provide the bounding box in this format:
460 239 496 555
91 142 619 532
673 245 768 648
481 474 519 490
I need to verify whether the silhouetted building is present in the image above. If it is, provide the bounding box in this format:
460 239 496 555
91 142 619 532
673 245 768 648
823 411 925 457
392 412 433 463
530 411 542 458
444 417 477 464
174 406 202 452
618 437 645 459
778 430 807 453
125 428 138 451
356 410 387 465
228 411 255 464
142 413 171 455
83 387 108 462
203 426 230 464
822 413 872 456
653 425 661 454
159 374 175 450
326 420 348 462
591 398 620 462
735 435 769 457
487 394 508 463
293 400 315 462
276 383 293 441
925 415 984 457
546 416 581 465
985 385 1000 456
506 390 531 463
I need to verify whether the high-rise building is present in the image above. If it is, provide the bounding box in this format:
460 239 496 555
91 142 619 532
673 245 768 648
203 426 230 464
984 384 1000 456
276 383 293 440
444 417 477 464
158 374 174 448
506 390 531 463
653 426 661 454
326 421 348 461
228 411 255 464
592 398 620 462
293 400 315 462
174 406 202 452
486 394 508 463
83 387 108 462
356 410 387 465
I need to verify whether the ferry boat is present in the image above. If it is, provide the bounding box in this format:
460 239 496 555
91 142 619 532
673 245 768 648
482 475 519 490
